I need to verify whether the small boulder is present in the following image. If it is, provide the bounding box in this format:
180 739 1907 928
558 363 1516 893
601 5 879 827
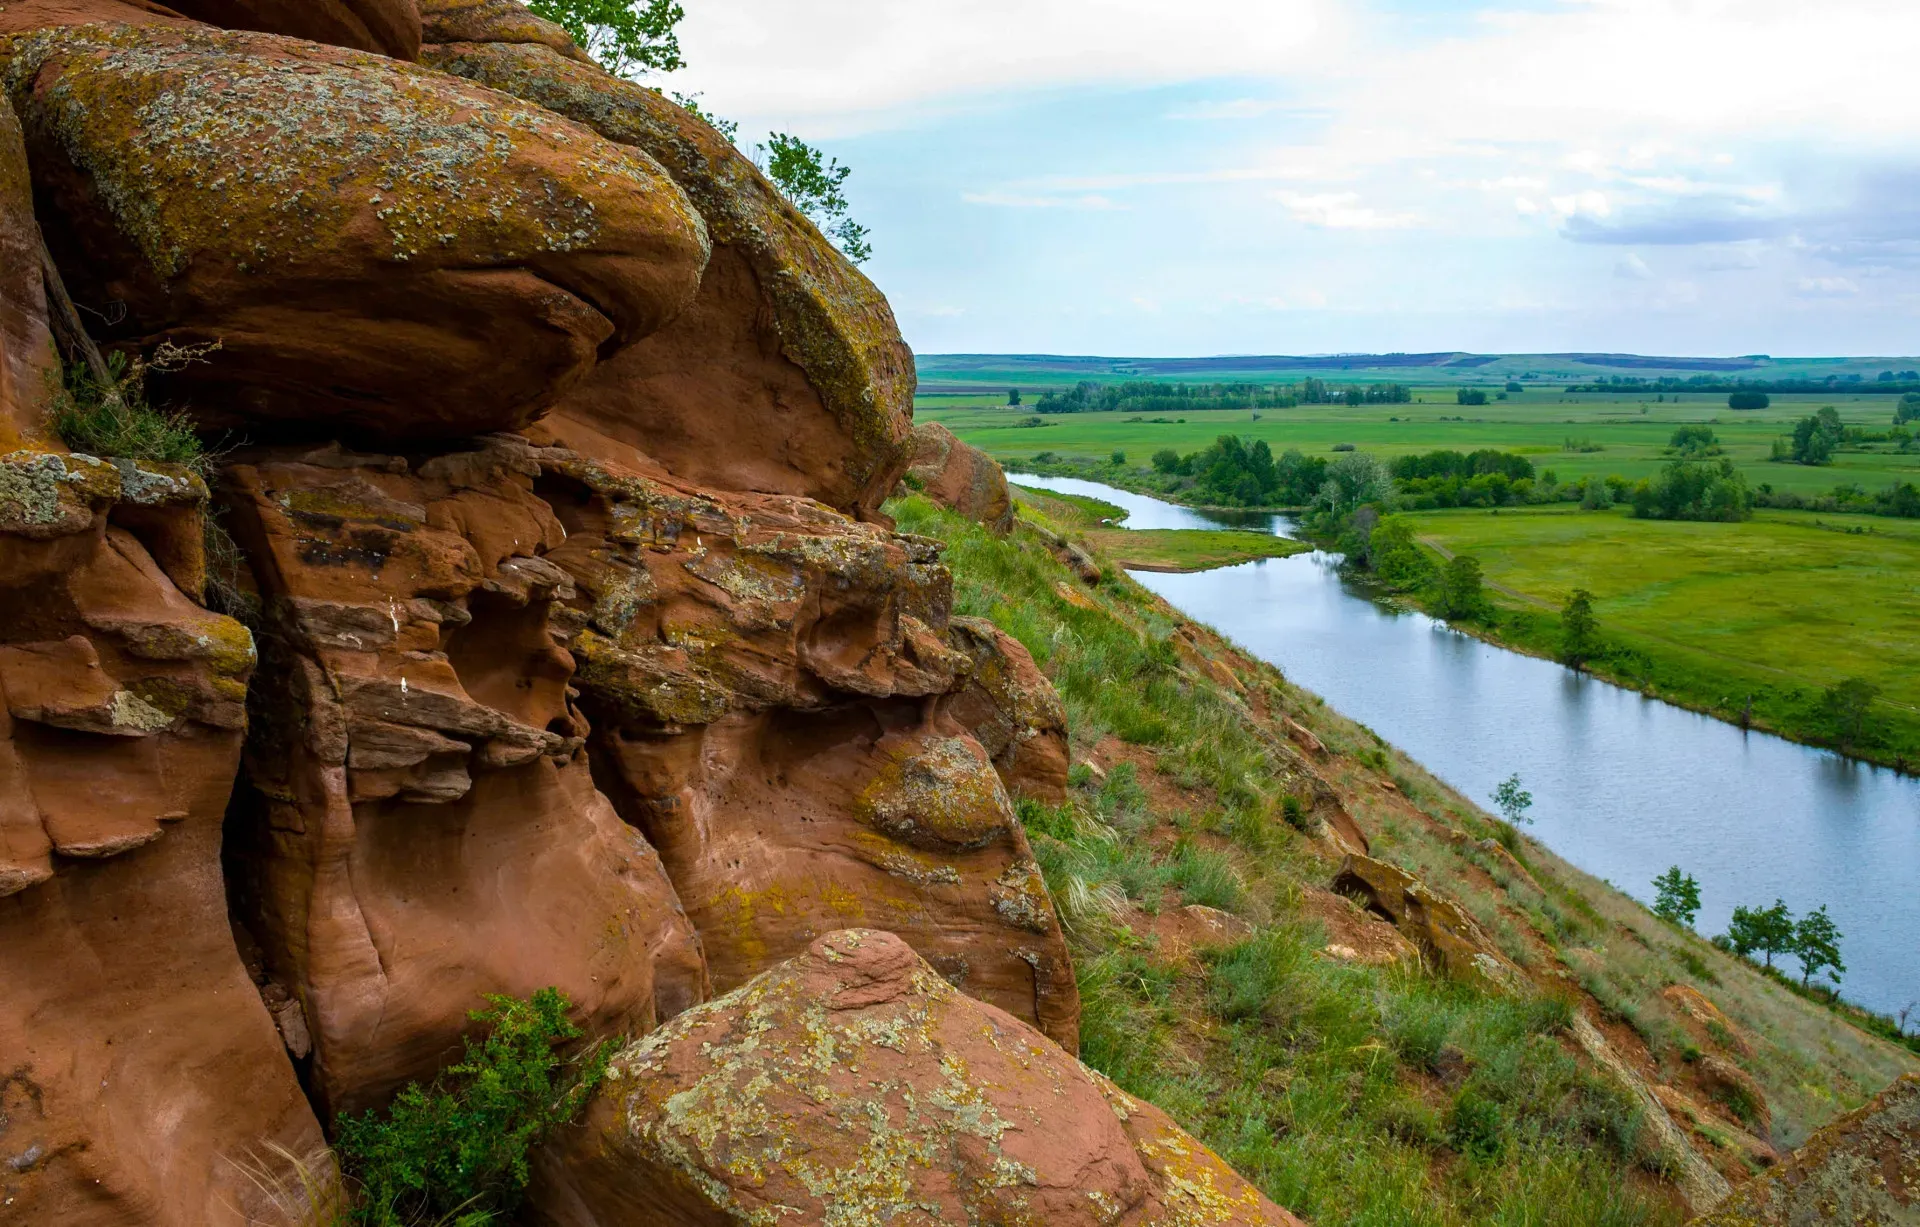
1332 853 1522 993
530 929 1306 1227
1690 1073 1919 1226
907 421 1015 533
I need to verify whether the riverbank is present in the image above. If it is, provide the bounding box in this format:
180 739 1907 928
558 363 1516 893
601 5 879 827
1013 483 1310 572
1007 457 1920 774
1396 506 1920 776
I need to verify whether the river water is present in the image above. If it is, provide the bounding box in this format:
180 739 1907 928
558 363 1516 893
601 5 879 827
1014 473 1920 1018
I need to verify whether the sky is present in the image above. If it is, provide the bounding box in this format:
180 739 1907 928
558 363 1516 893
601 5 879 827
669 0 1920 358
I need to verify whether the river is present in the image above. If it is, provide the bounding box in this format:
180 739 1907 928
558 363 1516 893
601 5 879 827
1013 473 1920 1019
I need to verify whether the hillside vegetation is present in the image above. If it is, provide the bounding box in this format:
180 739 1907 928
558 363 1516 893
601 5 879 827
889 490 1919 1226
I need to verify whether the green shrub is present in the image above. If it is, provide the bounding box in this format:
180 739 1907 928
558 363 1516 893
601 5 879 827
1169 841 1245 912
335 989 609 1226
1447 1088 1506 1160
45 350 209 473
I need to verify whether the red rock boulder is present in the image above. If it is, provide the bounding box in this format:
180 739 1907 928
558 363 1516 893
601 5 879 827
420 34 914 517
1690 1073 1919 1226
907 420 1016 533
530 929 1306 1227
0 95 56 452
3 22 709 442
1332 853 1522 993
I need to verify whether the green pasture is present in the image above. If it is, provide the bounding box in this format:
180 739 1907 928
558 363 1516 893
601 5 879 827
1012 484 1306 572
1400 504 1920 758
925 392 1920 498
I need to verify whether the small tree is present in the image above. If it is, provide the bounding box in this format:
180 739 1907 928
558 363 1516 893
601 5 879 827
1151 447 1181 474
1792 905 1845 988
1559 588 1601 669
1898 1001 1915 1037
1435 554 1490 620
1652 866 1701 927
1492 773 1533 825
1725 900 1795 969
1110 449 1127 466
1819 677 1880 751
759 133 872 263
1728 390 1770 410
1008 388 1021 407
527 0 685 77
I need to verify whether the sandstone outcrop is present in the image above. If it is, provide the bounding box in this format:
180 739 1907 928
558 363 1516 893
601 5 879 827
163 0 423 59
1691 1073 1919 1226
524 436 1079 1047
530 929 1305 1227
1332 853 1522 992
907 420 1016 532
5 22 709 442
0 451 324 1224
420 29 914 516
218 439 710 1118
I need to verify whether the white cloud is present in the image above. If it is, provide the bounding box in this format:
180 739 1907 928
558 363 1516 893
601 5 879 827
1514 197 1541 216
1794 276 1861 297
1615 254 1655 281
1167 99 1305 121
1552 191 1612 219
962 191 1122 210
1274 191 1422 230
672 0 1332 130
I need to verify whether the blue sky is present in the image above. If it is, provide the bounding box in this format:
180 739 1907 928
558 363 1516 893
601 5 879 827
672 0 1920 357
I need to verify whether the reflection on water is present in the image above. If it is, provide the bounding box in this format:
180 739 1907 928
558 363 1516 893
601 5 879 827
1012 473 1920 1017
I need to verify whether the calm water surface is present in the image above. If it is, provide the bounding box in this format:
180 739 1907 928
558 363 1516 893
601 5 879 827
1016 474 1920 1018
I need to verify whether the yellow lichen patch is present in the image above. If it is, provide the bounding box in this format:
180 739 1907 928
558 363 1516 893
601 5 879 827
854 736 1015 852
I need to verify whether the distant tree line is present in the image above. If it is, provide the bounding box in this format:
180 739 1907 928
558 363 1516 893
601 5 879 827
1147 436 1331 506
1568 373 1920 394
1032 379 1410 414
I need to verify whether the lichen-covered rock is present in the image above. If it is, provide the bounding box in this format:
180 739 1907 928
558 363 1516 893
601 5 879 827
525 438 1079 1048
218 440 708 1117
0 94 56 451
163 0 423 59
907 421 1015 533
1332 853 1523 993
420 38 914 517
1691 1074 1920 1227
4 22 709 441
946 615 1070 802
0 449 323 1225
528 929 1306 1227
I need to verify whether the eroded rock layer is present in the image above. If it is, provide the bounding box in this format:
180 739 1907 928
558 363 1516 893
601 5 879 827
530 930 1304 1227
0 451 323 1225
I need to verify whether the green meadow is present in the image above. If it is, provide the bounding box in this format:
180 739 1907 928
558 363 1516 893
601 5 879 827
921 391 1920 499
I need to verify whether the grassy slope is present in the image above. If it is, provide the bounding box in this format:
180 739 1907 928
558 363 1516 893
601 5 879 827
1396 505 1920 768
927 394 1920 498
891 492 1918 1226
1013 484 1309 572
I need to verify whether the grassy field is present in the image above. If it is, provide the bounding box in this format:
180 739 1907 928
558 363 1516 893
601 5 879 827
924 392 1920 498
1013 484 1309 571
1397 505 1920 766
888 489 1918 1226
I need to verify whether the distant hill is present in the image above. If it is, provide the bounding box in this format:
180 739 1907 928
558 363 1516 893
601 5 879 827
916 352 1920 394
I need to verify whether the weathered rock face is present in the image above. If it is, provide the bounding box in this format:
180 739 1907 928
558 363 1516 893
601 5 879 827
525 438 1079 1048
0 94 55 451
946 615 1071 803
3 22 709 442
163 0 423 59
907 420 1015 533
1692 1074 1920 1227
217 439 710 1118
1332 853 1522 993
0 451 324 1225
420 35 914 517
530 930 1304 1227
419 0 591 60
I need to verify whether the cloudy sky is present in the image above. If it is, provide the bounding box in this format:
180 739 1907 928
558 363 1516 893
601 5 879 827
671 0 1920 357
